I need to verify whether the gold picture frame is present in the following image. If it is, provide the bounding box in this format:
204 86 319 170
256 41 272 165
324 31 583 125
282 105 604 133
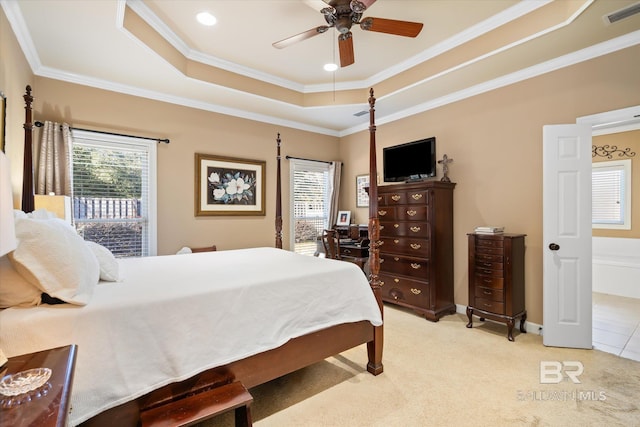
195 153 266 216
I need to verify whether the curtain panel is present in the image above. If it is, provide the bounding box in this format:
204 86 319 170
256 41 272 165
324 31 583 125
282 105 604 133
34 121 73 196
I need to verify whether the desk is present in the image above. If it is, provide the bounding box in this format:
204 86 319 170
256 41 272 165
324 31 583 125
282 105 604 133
0 345 77 427
340 243 369 271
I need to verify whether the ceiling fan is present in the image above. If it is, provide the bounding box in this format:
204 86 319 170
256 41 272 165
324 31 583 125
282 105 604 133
272 0 423 67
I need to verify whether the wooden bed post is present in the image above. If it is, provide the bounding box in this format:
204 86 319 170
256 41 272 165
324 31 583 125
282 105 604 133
275 133 283 249
22 85 35 213
366 88 383 375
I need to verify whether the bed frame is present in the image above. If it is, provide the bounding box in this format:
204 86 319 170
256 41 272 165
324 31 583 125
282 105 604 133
20 85 383 426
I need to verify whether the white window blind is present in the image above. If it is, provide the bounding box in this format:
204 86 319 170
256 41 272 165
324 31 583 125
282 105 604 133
592 159 631 230
290 159 331 255
71 130 157 257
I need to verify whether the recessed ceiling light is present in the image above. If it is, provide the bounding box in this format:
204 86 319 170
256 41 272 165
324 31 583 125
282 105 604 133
196 12 217 26
324 63 338 72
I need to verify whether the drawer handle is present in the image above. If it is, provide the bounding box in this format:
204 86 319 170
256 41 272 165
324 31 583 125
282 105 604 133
410 288 421 295
394 257 399 261
483 278 492 284
411 193 423 200
410 243 421 250
411 263 422 269
394 278 400 283
380 281 384 286
483 262 492 267
378 210 387 216
380 225 385 230
483 303 492 308
343 249 351 254
380 258 385 263
377 240 385 246
406 209 417 216
483 290 492 295
394 239 400 244
391 195 401 201
394 223 400 228
410 226 421 232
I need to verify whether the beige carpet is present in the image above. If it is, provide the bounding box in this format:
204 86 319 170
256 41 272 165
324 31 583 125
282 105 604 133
201 304 640 427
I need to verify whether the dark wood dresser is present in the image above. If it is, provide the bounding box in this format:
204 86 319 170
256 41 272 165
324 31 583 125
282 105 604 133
376 181 456 321
466 233 526 341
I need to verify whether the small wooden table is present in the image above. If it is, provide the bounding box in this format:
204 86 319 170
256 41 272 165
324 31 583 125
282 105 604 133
0 345 77 427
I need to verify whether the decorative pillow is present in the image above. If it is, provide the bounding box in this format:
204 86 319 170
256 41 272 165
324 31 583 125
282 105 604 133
85 241 120 282
10 217 100 305
0 255 42 308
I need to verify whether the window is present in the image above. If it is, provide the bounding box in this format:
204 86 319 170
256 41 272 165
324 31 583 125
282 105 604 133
592 159 631 230
71 130 157 257
289 159 331 255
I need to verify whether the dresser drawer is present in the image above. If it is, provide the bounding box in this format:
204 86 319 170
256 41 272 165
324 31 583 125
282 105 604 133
474 275 504 289
475 252 503 262
380 254 429 277
380 237 430 257
377 206 429 221
475 286 504 302
475 246 504 256
476 238 504 249
379 190 430 206
475 260 504 270
379 221 430 238
379 273 430 308
475 267 503 278
474 297 505 315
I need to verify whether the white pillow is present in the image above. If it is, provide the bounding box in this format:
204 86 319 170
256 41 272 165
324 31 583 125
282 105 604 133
11 217 99 305
85 241 120 282
0 255 42 308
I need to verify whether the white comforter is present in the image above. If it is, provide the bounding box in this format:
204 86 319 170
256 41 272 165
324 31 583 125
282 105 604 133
0 247 382 425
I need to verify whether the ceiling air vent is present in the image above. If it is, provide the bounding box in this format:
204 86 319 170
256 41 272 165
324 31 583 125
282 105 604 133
603 1 640 24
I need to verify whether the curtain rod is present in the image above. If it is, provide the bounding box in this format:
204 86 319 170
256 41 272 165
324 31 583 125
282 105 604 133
285 155 332 164
34 121 170 144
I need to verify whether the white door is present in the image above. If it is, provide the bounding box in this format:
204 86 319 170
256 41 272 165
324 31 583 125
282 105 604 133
542 124 592 348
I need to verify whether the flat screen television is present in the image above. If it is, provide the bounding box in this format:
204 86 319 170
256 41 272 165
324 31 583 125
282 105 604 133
383 137 436 182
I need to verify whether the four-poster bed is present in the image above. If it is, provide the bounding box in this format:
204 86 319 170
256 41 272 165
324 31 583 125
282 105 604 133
3 86 383 426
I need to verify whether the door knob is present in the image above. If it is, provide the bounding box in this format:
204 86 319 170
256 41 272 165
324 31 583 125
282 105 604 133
549 243 560 251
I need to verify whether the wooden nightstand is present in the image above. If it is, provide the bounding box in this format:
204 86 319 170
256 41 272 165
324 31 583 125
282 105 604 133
0 345 77 427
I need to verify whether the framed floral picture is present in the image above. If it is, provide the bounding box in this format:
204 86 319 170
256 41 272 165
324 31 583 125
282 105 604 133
195 153 266 216
356 174 370 207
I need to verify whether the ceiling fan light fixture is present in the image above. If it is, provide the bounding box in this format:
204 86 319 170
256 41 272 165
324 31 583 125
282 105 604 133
324 63 338 72
196 12 217 26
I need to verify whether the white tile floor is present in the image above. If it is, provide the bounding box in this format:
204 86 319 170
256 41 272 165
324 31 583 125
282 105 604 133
592 292 640 362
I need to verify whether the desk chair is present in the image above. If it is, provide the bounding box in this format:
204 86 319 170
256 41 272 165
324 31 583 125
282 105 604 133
321 229 341 260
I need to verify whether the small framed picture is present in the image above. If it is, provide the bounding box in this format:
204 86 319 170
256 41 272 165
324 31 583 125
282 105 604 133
356 174 370 207
336 210 351 226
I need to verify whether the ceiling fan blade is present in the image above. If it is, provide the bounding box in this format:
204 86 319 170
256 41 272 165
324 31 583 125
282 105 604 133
272 26 330 49
338 32 354 67
360 17 423 37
